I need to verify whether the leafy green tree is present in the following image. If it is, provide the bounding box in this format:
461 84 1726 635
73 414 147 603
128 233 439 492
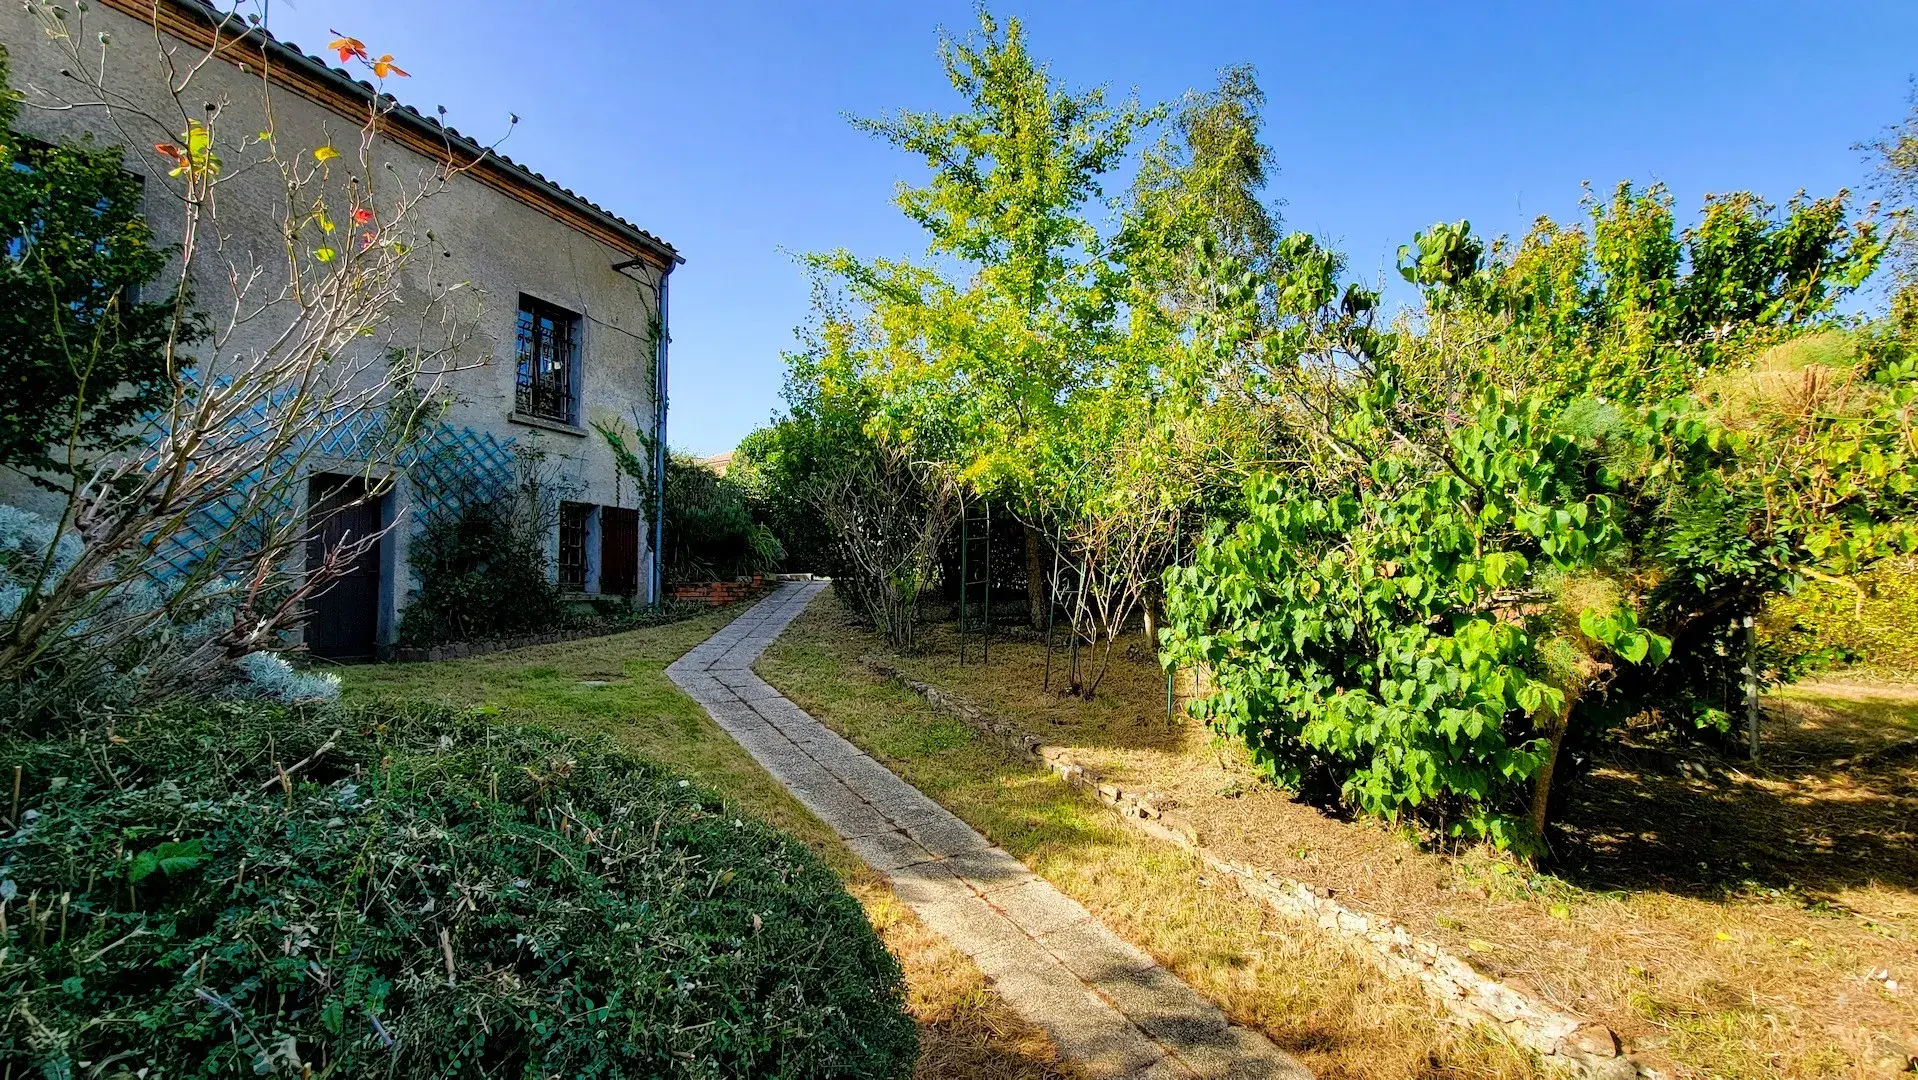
1165 187 1912 850
1866 91 1918 293
823 9 1148 629
1122 65 1283 321
733 421 843 577
770 300 964 651
0 45 187 483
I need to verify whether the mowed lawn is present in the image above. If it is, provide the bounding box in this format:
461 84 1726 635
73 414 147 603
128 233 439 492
337 606 1074 1080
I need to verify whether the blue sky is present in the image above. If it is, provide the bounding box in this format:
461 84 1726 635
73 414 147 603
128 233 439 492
266 1 1918 456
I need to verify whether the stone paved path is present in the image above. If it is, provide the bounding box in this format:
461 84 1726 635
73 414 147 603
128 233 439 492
667 581 1310 1080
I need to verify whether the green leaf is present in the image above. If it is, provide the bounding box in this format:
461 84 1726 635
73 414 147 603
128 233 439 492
1615 632 1649 664
129 838 207 883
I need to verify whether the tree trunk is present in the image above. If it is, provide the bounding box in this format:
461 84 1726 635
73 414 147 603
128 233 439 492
1141 586 1161 646
1024 524 1048 631
1528 689 1583 846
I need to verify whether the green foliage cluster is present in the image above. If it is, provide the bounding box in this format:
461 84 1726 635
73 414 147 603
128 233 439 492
1168 382 1684 845
1762 554 1918 675
730 425 844 577
0 701 916 1078
659 453 783 583
1165 182 1917 847
398 490 561 647
0 45 190 484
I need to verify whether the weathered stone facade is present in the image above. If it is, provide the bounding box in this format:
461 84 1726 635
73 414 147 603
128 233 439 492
0 0 679 648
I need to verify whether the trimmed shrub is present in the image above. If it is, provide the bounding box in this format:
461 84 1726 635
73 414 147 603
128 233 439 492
0 703 916 1078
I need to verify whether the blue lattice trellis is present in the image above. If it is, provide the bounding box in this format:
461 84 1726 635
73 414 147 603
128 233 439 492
142 385 519 583
402 423 520 526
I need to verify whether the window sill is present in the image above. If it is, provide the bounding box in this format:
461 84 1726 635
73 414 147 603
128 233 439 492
509 412 588 438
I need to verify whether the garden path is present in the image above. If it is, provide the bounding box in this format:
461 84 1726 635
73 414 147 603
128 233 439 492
667 581 1309 1080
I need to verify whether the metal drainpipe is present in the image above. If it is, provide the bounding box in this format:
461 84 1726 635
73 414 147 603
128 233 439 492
651 270 670 606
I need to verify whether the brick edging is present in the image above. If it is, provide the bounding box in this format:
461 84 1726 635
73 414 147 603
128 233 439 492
668 574 776 607
862 656 1663 1080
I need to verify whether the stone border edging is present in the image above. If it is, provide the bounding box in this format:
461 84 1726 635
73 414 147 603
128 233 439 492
863 656 1660 1080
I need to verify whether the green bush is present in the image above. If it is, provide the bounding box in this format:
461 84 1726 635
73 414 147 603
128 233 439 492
397 492 562 646
0 703 916 1078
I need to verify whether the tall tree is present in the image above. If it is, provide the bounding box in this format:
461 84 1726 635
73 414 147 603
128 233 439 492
827 9 1148 628
1867 92 1918 304
1123 65 1283 320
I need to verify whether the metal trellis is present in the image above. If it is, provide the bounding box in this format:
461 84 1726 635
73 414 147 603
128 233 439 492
957 497 992 664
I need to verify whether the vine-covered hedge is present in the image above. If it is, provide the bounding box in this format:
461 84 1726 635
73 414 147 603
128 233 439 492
0 703 916 1078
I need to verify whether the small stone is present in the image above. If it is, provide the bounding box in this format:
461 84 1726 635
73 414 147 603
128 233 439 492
1563 1022 1620 1057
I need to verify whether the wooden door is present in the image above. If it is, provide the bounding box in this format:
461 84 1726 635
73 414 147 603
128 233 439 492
306 475 383 660
600 506 640 597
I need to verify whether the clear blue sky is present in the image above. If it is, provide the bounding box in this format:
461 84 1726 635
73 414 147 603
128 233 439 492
265 1 1918 456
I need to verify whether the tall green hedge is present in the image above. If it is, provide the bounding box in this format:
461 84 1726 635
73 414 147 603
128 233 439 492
1762 555 1918 676
0 703 916 1078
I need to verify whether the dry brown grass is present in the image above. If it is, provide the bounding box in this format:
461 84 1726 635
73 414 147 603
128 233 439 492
817 599 1918 1080
758 594 1553 1080
339 607 1070 1080
855 879 1077 1079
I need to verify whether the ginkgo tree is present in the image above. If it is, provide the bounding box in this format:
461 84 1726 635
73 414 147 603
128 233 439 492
793 12 1285 687
810 9 1148 638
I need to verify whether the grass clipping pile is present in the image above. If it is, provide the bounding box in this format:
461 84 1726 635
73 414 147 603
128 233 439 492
0 702 918 1079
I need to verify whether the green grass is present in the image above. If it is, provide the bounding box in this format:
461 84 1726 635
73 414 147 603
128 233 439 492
1770 681 1918 732
340 608 862 875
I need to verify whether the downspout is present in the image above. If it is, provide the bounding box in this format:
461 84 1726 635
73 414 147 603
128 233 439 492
651 269 671 606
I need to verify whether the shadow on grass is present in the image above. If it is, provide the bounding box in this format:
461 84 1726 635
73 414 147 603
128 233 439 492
902 605 1918 906
1552 691 1918 899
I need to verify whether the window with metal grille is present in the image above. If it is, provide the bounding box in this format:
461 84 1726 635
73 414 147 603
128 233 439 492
515 295 579 424
558 501 591 591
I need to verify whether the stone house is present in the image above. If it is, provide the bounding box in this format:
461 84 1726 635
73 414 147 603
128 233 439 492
0 0 680 659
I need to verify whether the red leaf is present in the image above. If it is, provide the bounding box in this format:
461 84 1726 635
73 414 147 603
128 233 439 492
352 208 375 225
153 143 185 163
328 32 368 64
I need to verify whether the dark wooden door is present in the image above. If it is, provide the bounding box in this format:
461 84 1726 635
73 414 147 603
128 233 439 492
600 506 640 597
306 475 382 660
